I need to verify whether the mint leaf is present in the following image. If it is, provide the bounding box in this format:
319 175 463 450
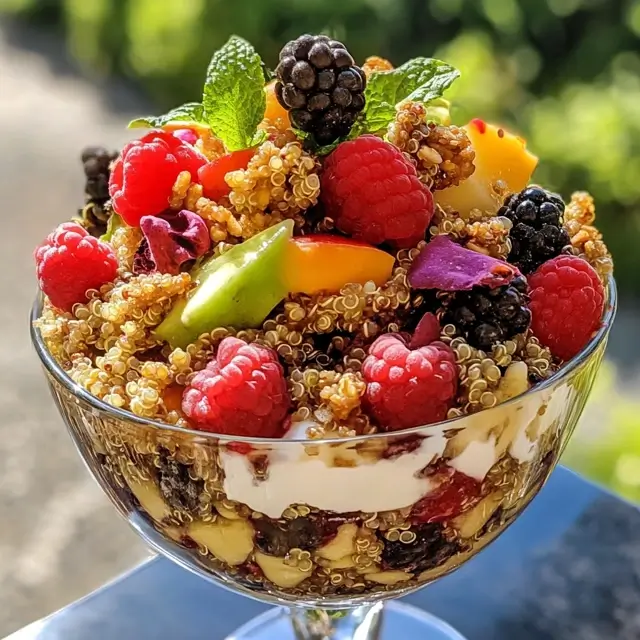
202 36 266 151
128 103 206 129
360 58 460 134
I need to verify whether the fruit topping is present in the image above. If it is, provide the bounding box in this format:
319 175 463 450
440 275 531 351
35 222 118 312
386 101 475 190
528 255 605 360
411 466 482 524
435 120 538 216
362 333 458 430
198 148 256 202
182 337 290 437
500 186 570 274
275 34 366 145
78 146 118 236
380 523 461 573
321 135 434 247
171 128 199 145
284 235 395 295
408 234 519 291
108 130 206 226
137 210 210 275
155 220 293 348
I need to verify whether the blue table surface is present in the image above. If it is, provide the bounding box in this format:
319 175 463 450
7 467 640 640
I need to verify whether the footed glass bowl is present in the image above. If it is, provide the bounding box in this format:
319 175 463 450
30 280 616 640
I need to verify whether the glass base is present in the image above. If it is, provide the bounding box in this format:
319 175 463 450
226 602 467 640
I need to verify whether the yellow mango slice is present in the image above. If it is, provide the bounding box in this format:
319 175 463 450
435 119 538 217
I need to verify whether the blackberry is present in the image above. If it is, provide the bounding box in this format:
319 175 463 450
380 523 461 573
275 34 366 145
442 276 531 351
156 449 203 513
500 186 570 274
253 515 343 556
78 146 118 236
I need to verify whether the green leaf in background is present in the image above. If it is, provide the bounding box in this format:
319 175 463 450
128 102 206 129
360 58 460 134
202 36 266 151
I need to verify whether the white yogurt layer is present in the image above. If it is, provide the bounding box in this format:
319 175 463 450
449 435 497 481
221 430 447 518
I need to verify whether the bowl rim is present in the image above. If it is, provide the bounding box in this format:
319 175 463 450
30 276 618 445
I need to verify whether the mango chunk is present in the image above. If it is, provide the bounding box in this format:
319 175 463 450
435 119 538 217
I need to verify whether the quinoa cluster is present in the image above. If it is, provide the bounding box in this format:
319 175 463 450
35 45 612 439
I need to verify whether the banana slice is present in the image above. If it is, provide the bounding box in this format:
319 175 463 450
254 552 313 588
366 570 413 585
316 523 358 561
121 466 169 523
188 517 254 566
451 490 505 539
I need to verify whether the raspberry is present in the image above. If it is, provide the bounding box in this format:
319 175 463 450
528 255 605 361
182 337 290 437
411 466 482 524
109 130 206 226
35 222 118 312
321 135 434 247
197 148 255 201
362 334 457 430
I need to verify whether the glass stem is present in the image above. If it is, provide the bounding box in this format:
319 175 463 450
288 603 384 640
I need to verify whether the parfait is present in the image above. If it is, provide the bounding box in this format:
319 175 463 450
33 33 613 609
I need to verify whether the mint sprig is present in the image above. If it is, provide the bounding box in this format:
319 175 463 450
359 58 460 135
202 36 266 151
128 103 206 129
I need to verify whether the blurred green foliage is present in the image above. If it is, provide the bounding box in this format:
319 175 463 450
3 0 640 295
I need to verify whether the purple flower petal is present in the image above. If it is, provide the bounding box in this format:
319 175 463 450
408 235 520 291
139 209 210 275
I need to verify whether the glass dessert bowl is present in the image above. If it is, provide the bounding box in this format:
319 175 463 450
30 33 616 639
31 284 615 638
